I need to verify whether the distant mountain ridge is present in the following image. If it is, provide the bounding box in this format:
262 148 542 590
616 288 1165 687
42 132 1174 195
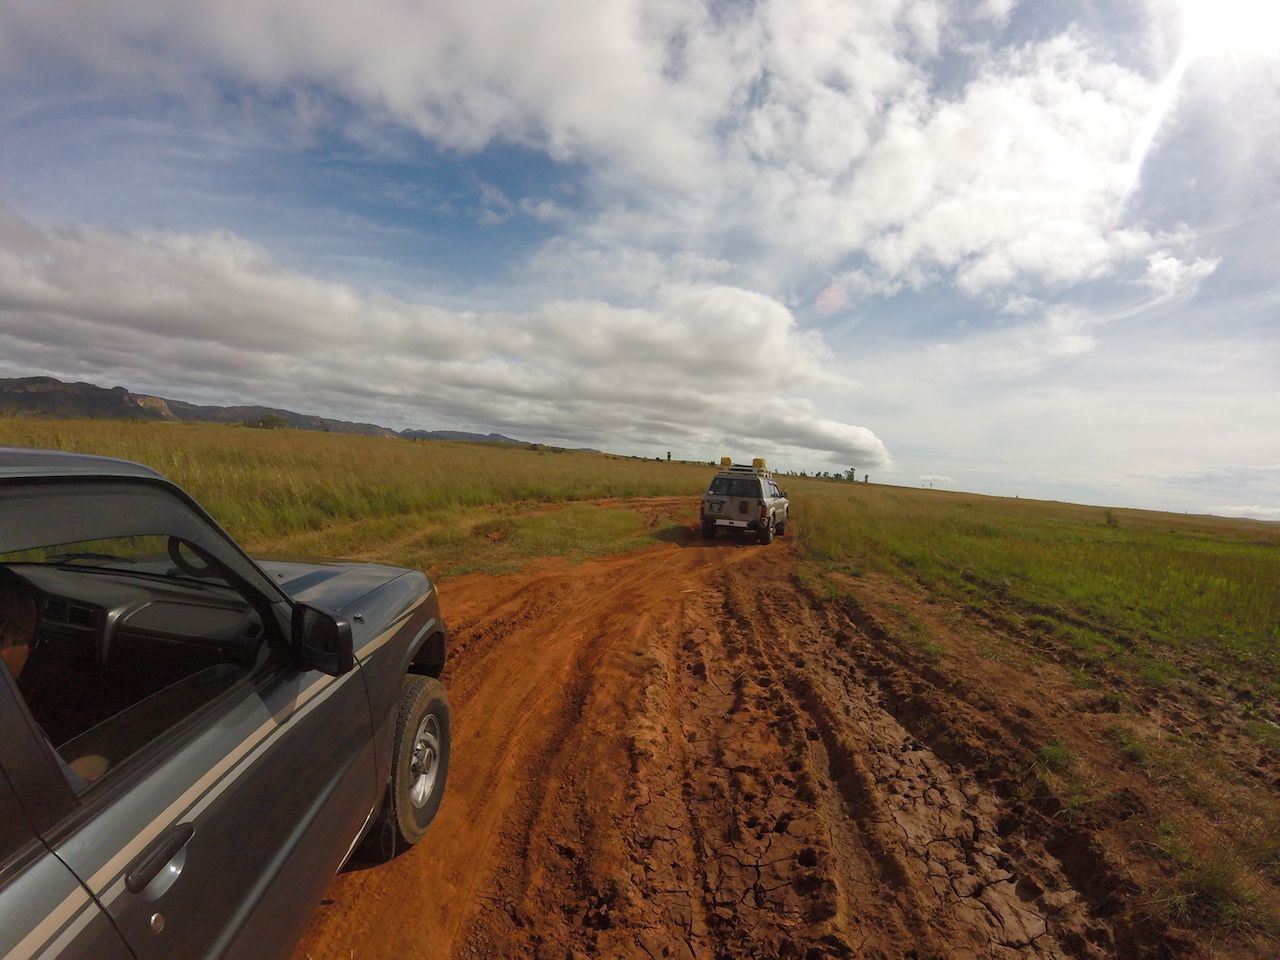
0 376 532 445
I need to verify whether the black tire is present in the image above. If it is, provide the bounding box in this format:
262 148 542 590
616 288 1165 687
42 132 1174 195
369 676 450 858
776 515 787 536
758 515 774 545
702 521 717 539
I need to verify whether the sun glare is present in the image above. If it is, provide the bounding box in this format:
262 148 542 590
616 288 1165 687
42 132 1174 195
1179 0 1280 58
1122 0 1280 206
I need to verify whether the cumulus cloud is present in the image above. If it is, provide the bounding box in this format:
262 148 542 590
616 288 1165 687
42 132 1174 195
974 0 1022 23
0 0 1189 301
843 37 1156 293
1138 250 1219 300
0 207 891 468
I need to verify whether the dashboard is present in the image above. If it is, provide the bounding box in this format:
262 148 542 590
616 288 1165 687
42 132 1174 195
6 563 267 761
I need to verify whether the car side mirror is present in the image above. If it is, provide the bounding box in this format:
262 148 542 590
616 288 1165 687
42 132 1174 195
292 603 354 676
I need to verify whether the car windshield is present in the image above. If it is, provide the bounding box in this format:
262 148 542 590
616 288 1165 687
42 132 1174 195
707 477 761 498
2 535 232 588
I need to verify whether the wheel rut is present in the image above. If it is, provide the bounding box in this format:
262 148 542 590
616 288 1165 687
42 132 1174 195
294 529 1158 960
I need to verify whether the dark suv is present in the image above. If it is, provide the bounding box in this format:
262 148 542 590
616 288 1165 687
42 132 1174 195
0 447 450 960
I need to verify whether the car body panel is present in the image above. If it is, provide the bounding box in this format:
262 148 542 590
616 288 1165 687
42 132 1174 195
258 559 446 793
0 737 133 960
257 559 411 612
0 846 134 960
0 447 449 960
45 663 377 960
343 572 444 791
0 446 162 482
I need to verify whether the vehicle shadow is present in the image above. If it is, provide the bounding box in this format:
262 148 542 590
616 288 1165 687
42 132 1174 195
657 523 772 548
339 821 417 873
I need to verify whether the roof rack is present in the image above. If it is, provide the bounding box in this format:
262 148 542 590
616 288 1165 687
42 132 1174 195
718 457 770 477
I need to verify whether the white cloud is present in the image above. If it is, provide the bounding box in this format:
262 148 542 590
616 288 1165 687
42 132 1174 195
0 207 891 468
837 36 1160 294
1001 295 1043 315
927 305 1098 380
1208 506 1280 521
1138 250 1218 300
518 198 571 222
974 0 1021 23
0 0 1192 301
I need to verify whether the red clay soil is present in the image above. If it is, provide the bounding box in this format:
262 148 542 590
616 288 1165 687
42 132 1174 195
293 507 1276 960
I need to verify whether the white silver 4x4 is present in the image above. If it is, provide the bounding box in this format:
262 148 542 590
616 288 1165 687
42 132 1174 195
700 459 789 544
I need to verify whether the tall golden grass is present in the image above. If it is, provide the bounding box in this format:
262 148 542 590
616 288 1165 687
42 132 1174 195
0 419 708 547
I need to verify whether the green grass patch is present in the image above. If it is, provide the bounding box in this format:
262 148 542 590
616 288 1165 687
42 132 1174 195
1104 724 1150 765
1036 741 1076 773
1243 720 1280 750
439 504 662 576
786 478 1280 699
1133 821 1267 931
1158 854 1261 931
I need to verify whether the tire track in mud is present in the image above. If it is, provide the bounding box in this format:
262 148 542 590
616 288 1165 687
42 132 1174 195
295 529 1150 960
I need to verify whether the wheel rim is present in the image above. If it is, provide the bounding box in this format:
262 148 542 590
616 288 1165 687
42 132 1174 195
409 713 441 808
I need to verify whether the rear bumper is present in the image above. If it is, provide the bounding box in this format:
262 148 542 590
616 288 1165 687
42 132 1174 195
707 518 762 529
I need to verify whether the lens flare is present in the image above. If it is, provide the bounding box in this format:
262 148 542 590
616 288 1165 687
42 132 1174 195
815 285 846 315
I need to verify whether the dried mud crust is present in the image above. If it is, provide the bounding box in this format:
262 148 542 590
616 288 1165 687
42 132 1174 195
294 519 1202 960
451 553 1150 959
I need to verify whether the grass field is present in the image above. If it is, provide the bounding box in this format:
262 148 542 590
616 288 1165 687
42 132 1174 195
0 419 706 573
5 422 1274 648
789 478 1280 697
786 477 1280 937
5 419 1279 939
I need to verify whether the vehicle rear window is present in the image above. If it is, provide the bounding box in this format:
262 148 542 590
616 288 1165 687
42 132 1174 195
707 477 762 498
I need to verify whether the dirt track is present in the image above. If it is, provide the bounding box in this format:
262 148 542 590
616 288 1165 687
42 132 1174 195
292 502 1198 960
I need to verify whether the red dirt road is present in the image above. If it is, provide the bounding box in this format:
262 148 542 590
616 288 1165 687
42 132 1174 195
292 506 1254 959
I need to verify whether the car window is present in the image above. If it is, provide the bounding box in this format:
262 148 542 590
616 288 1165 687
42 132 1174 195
0 484 283 796
707 477 762 498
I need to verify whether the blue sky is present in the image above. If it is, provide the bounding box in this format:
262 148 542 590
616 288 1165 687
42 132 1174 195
0 0 1276 517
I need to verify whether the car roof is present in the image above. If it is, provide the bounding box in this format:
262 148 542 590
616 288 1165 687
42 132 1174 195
0 445 165 481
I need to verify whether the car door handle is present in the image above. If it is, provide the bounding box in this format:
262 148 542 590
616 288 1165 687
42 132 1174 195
125 823 195 894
